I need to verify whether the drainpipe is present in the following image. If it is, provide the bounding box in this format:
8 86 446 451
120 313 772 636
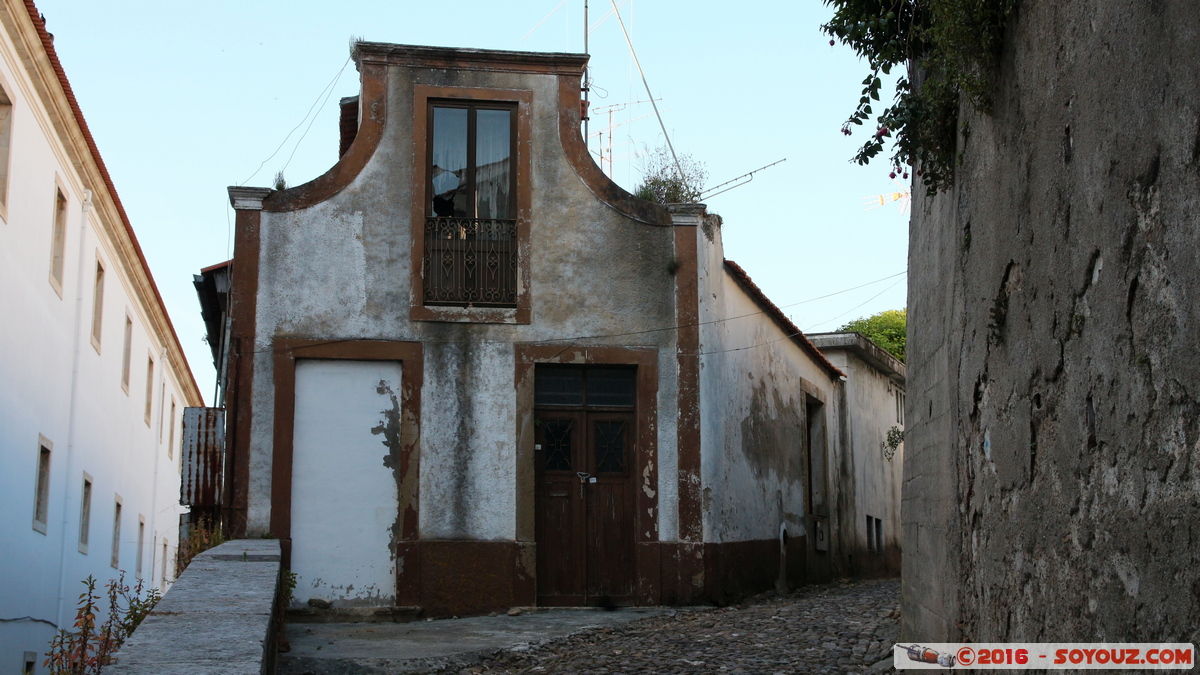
54 189 92 629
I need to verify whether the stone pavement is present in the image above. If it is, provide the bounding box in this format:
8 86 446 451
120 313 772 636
281 579 900 674
470 579 900 674
280 607 673 675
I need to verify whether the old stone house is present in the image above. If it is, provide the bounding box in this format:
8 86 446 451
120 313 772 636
208 42 892 617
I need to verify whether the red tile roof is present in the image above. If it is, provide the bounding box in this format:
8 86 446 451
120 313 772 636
722 260 845 380
22 0 199 400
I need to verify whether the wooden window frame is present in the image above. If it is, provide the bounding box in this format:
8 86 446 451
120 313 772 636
90 256 105 353
78 472 93 553
49 180 69 297
410 85 532 325
111 495 123 569
0 71 13 223
144 352 155 425
136 516 146 579
33 437 52 534
120 313 133 393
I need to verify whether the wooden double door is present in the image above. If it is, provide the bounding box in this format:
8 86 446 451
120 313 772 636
534 366 637 606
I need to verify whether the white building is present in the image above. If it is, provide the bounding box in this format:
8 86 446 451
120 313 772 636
808 331 906 577
0 2 202 672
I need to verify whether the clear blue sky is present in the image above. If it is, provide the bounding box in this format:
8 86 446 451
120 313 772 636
39 0 909 404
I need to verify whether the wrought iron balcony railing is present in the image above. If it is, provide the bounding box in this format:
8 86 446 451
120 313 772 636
422 217 518 307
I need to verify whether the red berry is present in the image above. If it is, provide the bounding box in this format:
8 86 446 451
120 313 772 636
902 172 909 179
829 39 835 46
889 171 896 179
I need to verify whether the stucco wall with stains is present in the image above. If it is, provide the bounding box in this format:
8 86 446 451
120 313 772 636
694 219 842 546
815 341 903 577
239 52 681 558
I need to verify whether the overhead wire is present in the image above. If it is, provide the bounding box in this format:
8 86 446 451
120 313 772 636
803 276 907 331
234 270 908 358
608 0 687 190
239 56 352 187
522 0 569 41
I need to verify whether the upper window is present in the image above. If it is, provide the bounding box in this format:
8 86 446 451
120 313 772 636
144 354 155 425
0 78 12 217
534 365 636 409
121 315 133 392
423 101 517 307
90 259 105 351
33 438 52 534
49 188 68 294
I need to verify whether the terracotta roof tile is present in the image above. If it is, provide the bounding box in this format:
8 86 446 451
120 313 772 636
722 259 845 380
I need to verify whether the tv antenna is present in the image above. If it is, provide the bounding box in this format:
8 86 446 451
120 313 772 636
699 158 787 201
590 99 662 176
863 178 911 213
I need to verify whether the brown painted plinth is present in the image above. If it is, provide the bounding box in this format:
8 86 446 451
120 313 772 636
397 540 535 618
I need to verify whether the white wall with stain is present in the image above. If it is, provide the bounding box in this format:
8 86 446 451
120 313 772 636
290 359 401 607
694 217 842 545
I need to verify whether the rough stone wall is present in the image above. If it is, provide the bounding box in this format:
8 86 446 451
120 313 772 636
903 1 1200 643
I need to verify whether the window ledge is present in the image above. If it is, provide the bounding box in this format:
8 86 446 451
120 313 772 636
411 304 529 325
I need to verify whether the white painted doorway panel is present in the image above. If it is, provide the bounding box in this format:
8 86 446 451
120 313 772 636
291 359 402 607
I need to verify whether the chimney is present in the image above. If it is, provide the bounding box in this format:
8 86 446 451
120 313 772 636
339 96 359 158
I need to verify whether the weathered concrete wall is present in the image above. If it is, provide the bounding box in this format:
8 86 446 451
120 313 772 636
812 336 904 578
695 219 841 559
904 1 1200 643
107 539 280 675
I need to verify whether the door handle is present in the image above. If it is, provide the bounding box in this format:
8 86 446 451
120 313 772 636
576 472 591 499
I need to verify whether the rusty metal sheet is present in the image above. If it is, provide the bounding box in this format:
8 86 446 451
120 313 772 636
182 407 225 508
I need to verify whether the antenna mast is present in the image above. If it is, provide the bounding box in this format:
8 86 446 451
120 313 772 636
582 0 590 142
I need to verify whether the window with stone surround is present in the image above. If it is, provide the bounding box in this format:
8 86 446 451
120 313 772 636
423 100 518 307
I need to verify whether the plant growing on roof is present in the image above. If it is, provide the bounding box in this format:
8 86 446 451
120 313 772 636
633 144 707 204
821 0 1016 191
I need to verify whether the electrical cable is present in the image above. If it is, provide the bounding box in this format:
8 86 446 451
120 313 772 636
280 59 351 178
609 0 687 190
804 276 907 331
233 270 907 358
522 0 569 41
239 56 351 187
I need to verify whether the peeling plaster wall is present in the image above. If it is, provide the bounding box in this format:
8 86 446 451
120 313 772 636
243 63 680 545
695 222 840 545
820 349 903 576
904 2 1200 643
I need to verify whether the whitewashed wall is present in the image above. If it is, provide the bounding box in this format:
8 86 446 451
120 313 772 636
821 348 905 559
695 217 842 545
0 9 200 672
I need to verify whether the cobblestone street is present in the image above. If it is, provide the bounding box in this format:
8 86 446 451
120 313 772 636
466 579 900 674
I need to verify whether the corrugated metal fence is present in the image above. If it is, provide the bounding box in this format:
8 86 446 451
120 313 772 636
181 407 225 513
